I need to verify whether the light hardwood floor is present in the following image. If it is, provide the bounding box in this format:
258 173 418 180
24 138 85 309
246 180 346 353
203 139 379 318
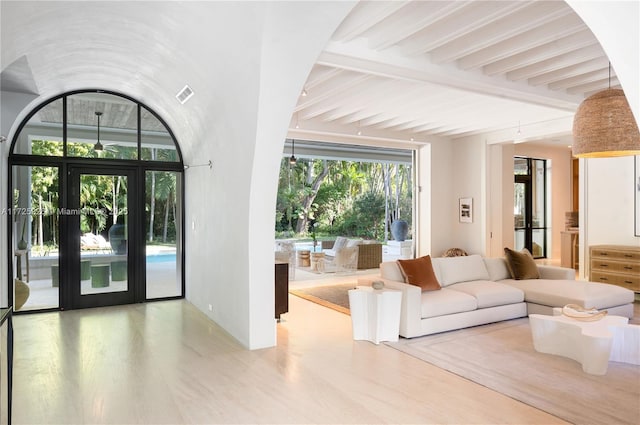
11 295 570 424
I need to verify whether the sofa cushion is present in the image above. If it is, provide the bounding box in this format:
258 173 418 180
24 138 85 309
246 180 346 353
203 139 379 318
397 255 441 292
421 288 478 318
380 261 404 282
431 254 490 286
483 257 512 281
502 279 634 309
447 281 524 308
504 247 539 279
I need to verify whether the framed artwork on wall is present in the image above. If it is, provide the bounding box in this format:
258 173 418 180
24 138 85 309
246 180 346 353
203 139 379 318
635 155 640 237
459 197 473 223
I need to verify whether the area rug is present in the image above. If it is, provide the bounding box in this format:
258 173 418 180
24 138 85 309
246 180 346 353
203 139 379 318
386 318 640 425
289 283 356 315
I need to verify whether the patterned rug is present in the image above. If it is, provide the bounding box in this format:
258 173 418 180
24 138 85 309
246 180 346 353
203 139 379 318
289 283 356 315
386 318 640 425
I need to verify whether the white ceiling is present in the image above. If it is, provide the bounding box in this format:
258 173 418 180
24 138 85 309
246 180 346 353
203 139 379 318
288 0 617 149
0 1 622 153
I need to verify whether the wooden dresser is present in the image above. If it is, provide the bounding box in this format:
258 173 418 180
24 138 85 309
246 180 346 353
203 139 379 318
589 245 640 293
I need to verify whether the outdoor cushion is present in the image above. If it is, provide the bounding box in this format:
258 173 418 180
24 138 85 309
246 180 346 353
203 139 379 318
432 254 490 286
504 247 539 279
397 255 441 292
346 238 362 247
447 281 524 308
421 288 477 319
333 236 348 251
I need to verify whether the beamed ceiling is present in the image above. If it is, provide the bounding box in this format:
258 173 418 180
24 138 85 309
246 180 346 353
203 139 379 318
288 0 619 149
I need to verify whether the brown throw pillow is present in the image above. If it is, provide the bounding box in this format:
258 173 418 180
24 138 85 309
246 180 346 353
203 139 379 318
503 247 540 279
397 255 441 291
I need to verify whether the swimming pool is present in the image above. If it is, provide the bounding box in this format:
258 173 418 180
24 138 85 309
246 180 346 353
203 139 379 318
146 253 177 263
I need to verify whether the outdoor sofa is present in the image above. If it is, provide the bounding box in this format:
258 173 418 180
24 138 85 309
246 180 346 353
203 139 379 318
363 253 634 338
322 237 383 270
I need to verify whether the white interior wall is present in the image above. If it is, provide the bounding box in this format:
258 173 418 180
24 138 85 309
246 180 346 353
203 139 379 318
415 144 430 257
422 137 455 257
450 138 487 256
183 2 354 349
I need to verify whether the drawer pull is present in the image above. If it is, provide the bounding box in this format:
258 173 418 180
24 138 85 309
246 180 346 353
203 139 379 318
624 254 632 257
624 266 633 270
599 277 608 281
600 264 608 267
625 281 633 284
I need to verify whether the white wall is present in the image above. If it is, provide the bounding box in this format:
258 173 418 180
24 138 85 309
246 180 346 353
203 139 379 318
182 2 354 349
419 137 455 257
450 138 487 255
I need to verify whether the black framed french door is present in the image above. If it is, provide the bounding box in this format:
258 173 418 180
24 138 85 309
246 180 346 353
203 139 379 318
514 157 547 259
65 166 140 309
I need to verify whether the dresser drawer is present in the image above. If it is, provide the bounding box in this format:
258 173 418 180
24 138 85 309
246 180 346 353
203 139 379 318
590 271 640 292
591 248 640 261
590 259 640 274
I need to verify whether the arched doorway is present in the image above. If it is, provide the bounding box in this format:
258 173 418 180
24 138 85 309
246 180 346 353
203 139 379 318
8 90 185 311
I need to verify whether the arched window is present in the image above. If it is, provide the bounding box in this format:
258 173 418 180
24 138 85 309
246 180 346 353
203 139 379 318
9 90 184 312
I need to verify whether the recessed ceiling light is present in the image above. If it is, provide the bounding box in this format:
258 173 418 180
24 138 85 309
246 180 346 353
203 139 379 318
176 85 194 104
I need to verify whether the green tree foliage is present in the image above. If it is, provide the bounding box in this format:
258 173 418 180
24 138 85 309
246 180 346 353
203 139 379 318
276 155 412 241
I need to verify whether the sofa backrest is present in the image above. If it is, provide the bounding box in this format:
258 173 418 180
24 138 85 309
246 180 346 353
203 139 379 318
381 254 495 287
380 261 404 281
483 257 511 281
431 254 490 286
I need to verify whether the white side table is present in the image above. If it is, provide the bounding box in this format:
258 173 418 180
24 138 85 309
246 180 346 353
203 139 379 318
348 286 402 344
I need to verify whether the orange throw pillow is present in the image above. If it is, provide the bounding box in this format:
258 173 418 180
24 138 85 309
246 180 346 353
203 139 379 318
397 255 441 291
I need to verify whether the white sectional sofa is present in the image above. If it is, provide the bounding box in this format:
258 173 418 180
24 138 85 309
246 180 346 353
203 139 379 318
362 255 635 338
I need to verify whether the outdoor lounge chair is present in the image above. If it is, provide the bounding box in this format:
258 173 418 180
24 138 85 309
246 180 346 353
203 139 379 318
317 245 358 274
81 233 112 253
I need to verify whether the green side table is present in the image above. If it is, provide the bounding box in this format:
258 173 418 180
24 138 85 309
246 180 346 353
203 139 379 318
80 260 91 281
91 264 110 288
51 265 59 287
111 260 127 281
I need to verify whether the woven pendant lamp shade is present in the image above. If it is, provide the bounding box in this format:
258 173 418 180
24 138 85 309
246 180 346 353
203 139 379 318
572 88 640 158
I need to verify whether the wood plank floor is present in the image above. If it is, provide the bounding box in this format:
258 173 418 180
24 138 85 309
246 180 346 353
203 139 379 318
11 296 569 424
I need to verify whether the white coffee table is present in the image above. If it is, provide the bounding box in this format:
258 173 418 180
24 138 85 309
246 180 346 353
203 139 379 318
529 313 640 375
348 286 402 344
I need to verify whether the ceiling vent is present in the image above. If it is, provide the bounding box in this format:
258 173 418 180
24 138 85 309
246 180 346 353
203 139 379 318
176 85 194 104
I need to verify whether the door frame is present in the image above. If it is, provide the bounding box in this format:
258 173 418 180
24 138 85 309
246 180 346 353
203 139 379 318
514 156 548 259
65 165 142 309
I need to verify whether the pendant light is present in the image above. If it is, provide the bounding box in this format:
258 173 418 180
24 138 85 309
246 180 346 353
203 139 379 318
572 64 640 158
94 111 104 151
289 139 297 165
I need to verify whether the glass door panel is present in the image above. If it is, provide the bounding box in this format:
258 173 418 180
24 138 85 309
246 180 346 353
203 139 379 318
79 174 129 296
11 165 60 311
69 167 136 309
513 157 547 258
145 170 182 299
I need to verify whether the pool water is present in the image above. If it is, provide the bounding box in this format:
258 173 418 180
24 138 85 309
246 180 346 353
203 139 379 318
146 253 177 263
